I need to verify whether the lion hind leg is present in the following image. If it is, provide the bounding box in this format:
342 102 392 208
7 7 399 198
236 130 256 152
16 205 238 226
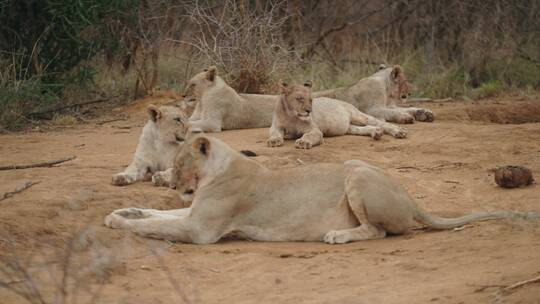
324 224 386 244
347 125 383 140
325 186 386 244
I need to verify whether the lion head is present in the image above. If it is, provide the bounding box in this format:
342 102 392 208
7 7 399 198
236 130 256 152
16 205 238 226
147 104 190 145
378 64 410 102
171 136 215 203
279 80 314 121
181 66 219 112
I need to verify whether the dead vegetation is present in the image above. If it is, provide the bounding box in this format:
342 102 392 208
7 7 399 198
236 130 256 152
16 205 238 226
1 0 539 130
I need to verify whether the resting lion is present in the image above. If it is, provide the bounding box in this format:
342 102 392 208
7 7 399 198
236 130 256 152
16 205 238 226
111 105 189 187
105 135 539 244
267 81 407 149
184 66 275 132
314 64 435 124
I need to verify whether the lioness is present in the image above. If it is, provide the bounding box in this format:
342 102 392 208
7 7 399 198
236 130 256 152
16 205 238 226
314 65 435 124
267 81 407 149
111 105 189 187
105 135 539 244
184 66 275 132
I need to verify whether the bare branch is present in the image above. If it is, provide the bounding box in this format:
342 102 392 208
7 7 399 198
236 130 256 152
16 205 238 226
0 156 76 171
0 181 41 202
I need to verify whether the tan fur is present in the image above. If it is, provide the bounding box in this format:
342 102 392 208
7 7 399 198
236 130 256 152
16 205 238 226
314 65 435 124
183 66 276 132
267 82 407 149
111 105 190 187
105 135 539 244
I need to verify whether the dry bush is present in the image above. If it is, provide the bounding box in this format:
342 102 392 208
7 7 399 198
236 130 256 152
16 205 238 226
0 228 116 304
181 0 298 93
0 227 192 304
102 1 187 98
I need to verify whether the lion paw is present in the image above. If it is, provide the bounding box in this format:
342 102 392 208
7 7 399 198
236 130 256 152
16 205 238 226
105 212 129 229
121 208 145 218
391 127 407 139
397 114 415 124
267 136 284 147
295 138 313 149
152 172 170 187
323 230 350 244
414 109 435 122
371 128 384 140
111 173 135 186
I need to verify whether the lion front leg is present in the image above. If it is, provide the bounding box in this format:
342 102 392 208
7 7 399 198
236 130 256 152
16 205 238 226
112 160 150 186
104 207 219 244
295 129 323 149
401 107 435 122
368 107 414 124
267 125 285 147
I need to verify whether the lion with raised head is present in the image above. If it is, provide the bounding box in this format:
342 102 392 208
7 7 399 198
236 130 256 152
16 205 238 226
267 81 407 149
111 105 189 187
105 135 539 244
183 66 276 132
314 64 435 124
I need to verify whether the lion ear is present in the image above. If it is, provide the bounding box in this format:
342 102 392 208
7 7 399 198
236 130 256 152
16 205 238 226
206 66 217 81
391 65 403 80
378 64 387 71
303 80 313 88
193 137 210 156
279 80 291 95
147 104 161 122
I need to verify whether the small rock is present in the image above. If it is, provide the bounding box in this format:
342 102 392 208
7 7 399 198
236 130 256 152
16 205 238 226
494 166 534 188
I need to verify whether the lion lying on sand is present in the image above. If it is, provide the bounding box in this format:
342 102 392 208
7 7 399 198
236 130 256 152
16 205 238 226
105 135 539 244
111 105 189 187
314 64 435 124
184 66 275 132
267 81 407 149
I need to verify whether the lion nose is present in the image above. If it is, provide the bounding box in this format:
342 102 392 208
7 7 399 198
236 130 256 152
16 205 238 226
306 109 311 114
184 189 194 195
401 95 407 99
182 94 187 98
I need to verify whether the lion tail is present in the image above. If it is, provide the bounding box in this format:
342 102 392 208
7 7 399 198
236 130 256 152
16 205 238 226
413 208 540 230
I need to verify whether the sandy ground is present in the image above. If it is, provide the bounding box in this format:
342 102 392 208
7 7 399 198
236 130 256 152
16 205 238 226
0 95 539 304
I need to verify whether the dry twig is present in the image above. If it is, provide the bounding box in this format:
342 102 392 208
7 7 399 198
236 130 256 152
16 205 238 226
0 181 41 202
96 117 128 125
407 98 454 103
503 275 540 292
0 156 76 171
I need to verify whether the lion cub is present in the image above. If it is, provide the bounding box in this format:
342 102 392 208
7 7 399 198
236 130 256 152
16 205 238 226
267 81 407 149
111 104 189 187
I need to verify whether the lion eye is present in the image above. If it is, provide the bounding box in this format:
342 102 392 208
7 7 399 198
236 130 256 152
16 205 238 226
174 117 183 123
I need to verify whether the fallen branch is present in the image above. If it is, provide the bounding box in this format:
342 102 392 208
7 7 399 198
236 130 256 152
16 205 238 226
28 96 117 118
0 181 41 202
396 166 421 170
503 275 540 292
96 117 128 125
0 156 76 171
407 97 454 103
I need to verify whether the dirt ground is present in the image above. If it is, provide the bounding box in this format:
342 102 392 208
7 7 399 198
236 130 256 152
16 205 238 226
1 95 539 304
